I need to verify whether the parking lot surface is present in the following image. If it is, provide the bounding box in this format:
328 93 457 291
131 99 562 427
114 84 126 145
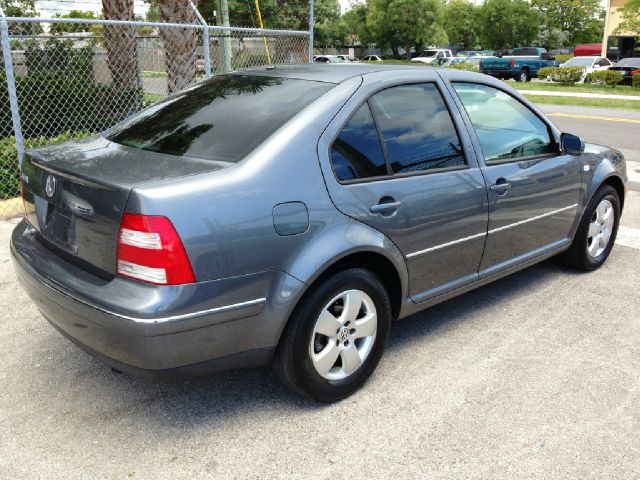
1 106 639 479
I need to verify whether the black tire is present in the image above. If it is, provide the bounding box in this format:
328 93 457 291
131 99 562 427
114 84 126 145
517 68 530 82
272 267 392 402
563 185 620 271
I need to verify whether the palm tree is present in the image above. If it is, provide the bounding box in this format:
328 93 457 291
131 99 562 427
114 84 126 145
101 0 139 90
157 0 200 94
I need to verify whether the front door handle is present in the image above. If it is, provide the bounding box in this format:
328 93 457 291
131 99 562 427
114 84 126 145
370 201 402 214
490 179 512 195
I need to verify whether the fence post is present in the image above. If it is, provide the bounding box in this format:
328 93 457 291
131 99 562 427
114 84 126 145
203 27 212 78
308 0 314 63
0 14 25 167
189 1 212 78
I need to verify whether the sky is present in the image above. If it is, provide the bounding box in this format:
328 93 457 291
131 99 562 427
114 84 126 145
36 1 149 17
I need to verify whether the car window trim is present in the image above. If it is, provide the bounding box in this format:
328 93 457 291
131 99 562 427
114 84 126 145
328 80 471 185
450 80 560 167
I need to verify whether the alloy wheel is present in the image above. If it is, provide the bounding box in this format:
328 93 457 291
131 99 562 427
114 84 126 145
587 198 615 258
309 289 377 381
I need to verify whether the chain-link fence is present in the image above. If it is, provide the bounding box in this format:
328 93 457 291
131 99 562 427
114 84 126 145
0 16 310 218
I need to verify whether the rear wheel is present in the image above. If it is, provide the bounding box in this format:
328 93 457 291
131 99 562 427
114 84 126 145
517 68 530 82
563 185 620 271
273 268 392 402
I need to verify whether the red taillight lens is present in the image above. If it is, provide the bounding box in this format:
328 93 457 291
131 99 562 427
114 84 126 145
510 57 515 67
116 213 195 285
631 69 640 76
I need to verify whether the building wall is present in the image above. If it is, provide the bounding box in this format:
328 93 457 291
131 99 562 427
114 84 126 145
602 0 631 56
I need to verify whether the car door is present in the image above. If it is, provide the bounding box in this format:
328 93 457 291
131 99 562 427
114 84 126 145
449 81 582 276
318 71 489 301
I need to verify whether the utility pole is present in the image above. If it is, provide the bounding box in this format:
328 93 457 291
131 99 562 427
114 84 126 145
216 0 233 72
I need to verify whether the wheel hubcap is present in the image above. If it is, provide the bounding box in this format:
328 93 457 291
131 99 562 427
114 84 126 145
309 289 377 381
587 199 614 258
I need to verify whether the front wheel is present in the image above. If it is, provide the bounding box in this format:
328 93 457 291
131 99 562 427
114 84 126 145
563 185 620 271
273 268 392 402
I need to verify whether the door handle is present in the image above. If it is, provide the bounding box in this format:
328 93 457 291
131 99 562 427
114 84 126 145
370 201 402 214
490 179 512 195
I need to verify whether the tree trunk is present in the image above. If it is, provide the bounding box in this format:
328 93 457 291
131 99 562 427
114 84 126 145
101 0 139 91
157 0 200 94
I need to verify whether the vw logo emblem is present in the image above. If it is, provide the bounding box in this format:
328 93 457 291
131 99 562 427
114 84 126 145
45 175 57 198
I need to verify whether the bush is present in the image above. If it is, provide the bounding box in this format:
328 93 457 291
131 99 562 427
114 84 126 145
0 131 94 199
633 73 640 89
586 70 623 87
448 62 479 72
537 66 584 85
537 67 557 80
0 38 143 139
554 54 573 63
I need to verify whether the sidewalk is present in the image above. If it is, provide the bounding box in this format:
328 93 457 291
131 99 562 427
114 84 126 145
522 90 640 101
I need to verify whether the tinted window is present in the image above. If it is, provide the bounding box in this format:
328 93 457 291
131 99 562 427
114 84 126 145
453 83 555 163
331 103 387 181
513 48 537 56
369 84 465 174
107 75 331 163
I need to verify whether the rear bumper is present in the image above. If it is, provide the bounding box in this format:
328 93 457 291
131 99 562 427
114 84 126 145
11 220 305 376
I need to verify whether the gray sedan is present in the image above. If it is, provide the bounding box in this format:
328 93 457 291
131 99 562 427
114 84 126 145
11 64 627 402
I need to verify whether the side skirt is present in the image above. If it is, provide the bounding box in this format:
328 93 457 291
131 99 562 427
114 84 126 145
398 240 571 319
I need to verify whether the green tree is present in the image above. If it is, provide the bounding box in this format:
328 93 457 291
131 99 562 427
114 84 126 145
478 0 540 50
573 10 605 45
50 11 97 34
343 2 373 46
614 0 640 35
532 0 602 46
443 0 478 49
314 0 346 50
367 0 446 59
0 0 41 35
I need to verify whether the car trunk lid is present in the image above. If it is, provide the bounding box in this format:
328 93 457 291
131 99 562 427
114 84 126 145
21 135 228 277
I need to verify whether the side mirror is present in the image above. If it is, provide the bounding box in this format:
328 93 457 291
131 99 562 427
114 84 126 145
560 132 585 155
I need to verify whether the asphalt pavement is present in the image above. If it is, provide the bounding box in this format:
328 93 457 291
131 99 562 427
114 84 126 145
1 104 639 479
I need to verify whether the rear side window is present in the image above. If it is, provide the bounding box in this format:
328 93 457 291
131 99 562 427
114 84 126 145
331 103 387 181
107 75 332 163
453 83 555 163
370 84 465 174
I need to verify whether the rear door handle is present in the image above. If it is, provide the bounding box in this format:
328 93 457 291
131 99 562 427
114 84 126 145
370 201 402 214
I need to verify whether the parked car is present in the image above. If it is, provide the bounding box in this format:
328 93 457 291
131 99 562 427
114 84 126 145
457 50 482 58
314 55 347 63
361 55 383 62
560 56 613 82
573 44 602 57
480 47 559 81
12 65 627 402
411 49 453 64
609 57 640 84
336 54 354 62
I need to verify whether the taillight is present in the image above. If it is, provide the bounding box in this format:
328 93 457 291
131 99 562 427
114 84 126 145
631 69 640 76
116 213 195 285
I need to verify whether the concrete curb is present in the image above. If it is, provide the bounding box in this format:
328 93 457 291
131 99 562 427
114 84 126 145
522 90 640 101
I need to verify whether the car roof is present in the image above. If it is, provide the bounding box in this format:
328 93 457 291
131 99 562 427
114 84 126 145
231 63 449 84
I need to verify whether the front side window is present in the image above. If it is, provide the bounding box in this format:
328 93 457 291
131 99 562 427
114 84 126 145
330 103 387 181
370 84 465 174
453 83 555 164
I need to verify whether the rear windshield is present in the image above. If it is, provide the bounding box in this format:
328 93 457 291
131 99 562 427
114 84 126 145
563 57 594 67
107 75 333 163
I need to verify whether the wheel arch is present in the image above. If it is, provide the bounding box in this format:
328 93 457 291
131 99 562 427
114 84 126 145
274 222 409 347
601 175 625 210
